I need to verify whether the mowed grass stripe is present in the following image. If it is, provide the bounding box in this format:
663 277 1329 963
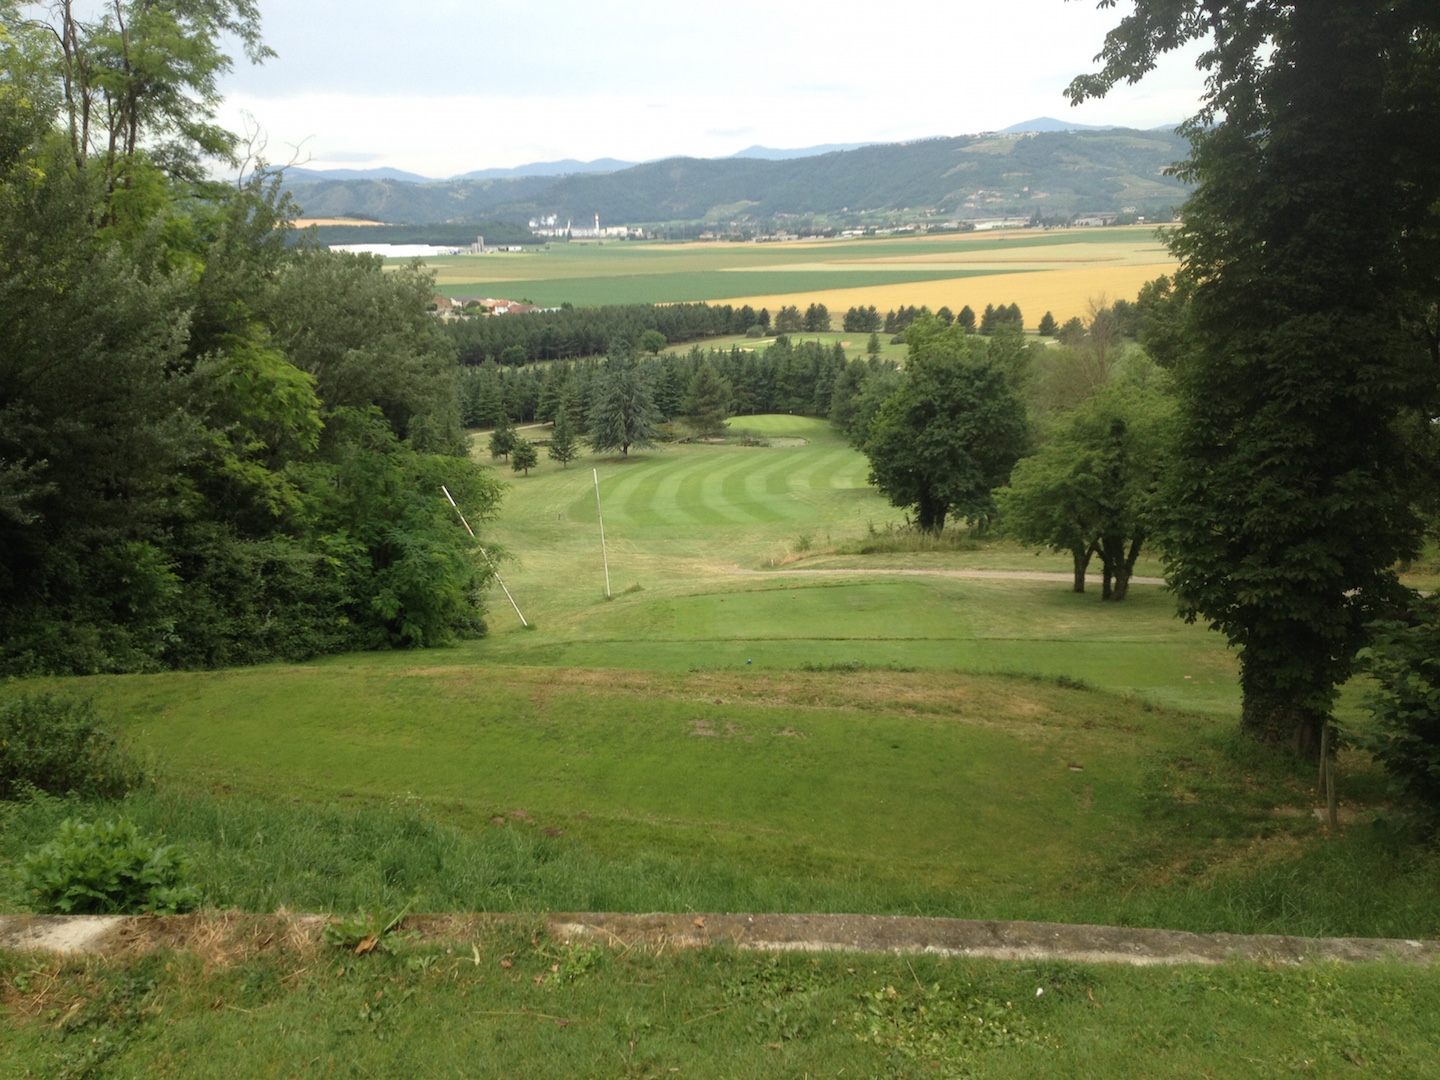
744 451 812 512
721 453 791 524
699 454 792 525
681 455 756 526
606 455 697 526
788 446 867 492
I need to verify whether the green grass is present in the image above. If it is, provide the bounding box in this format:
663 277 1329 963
5 414 1436 947
473 417 1229 714
450 268 1005 307
5 934 1439 1078
668 328 913 363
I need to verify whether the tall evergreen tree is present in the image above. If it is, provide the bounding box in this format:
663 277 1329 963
684 362 733 438
588 351 661 457
488 413 517 461
547 410 581 468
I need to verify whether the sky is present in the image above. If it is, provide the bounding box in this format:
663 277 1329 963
214 0 1211 178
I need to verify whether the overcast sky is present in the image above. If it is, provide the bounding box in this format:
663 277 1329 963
214 0 1210 178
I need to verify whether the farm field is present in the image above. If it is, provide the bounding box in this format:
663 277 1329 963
426 226 1177 323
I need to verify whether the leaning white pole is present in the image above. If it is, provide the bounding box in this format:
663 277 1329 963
441 485 528 627
593 468 611 598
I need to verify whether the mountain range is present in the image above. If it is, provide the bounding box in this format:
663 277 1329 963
283 122 1188 229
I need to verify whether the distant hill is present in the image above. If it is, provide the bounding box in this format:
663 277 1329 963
450 158 636 180
298 220 541 247
280 128 1191 227
997 117 1109 134
728 142 875 160
288 166 435 183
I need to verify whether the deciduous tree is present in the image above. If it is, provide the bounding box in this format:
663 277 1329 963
1069 0 1440 754
862 320 1028 532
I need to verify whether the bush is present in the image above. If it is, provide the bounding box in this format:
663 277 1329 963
745 324 765 338
13 816 200 914
0 694 144 800
1358 593 1440 830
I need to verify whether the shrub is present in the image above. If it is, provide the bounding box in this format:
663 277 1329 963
0 694 144 800
744 324 765 338
1358 593 1440 830
13 817 200 914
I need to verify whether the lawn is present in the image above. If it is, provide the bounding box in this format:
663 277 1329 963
425 226 1177 323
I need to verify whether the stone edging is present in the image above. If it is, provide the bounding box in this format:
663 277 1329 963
1 912 1435 967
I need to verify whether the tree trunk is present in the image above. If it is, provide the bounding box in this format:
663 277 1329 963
1112 533 1145 603
916 493 945 533
1071 546 1092 593
1239 666 1326 761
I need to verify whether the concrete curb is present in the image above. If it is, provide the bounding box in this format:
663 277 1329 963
553 913 1439 967
2 912 1436 967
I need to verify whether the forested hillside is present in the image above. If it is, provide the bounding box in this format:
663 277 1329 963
282 128 1191 227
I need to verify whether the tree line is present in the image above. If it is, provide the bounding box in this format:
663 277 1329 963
446 302 773 365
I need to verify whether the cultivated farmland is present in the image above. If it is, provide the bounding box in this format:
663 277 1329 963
425 226 1176 324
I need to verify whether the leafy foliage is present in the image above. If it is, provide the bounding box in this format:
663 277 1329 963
13 817 199 915
1358 594 1440 831
1000 370 1173 599
862 318 1029 532
0 14 502 674
0 695 144 801
1071 1 1440 751
851 981 1048 1075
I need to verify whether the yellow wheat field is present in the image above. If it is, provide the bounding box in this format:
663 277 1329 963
713 261 1177 327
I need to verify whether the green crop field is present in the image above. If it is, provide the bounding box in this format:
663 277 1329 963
423 226 1177 322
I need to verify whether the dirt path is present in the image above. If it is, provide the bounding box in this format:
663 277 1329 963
727 566 1168 586
3 912 1433 967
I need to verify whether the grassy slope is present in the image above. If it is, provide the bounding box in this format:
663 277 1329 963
5 937 1437 1079
6 415 1439 1076
6 416 1433 936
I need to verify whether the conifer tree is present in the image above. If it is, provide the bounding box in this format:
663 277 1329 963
488 414 517 460
684 362 733 438
511 439 538 475
547 410 580 468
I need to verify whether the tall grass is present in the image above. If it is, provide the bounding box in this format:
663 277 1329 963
836 521 983 554
4 788 1437 938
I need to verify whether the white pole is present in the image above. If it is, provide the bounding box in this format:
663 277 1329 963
593 468 611 598
441 485 528 627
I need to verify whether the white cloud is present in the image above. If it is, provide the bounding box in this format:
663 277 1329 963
217 0 1210 176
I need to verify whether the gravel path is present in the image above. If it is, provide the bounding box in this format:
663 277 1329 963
727 566 1168 586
